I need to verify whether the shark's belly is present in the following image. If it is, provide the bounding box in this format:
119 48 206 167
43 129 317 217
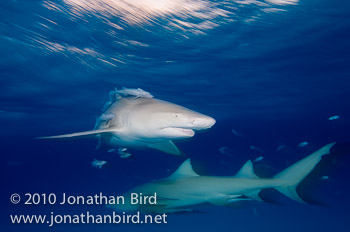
107 135 148 147
153 178 282 203
107 133 167 148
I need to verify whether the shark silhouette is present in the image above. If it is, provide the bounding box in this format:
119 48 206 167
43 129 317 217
109 143 337 213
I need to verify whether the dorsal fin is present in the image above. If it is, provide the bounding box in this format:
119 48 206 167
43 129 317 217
235 160 258 178
168 159 199 180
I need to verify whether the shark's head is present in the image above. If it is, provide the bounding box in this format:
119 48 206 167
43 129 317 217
155 111 216 139
129 99 216 139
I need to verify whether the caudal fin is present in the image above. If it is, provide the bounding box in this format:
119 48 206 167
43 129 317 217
274 142 336 203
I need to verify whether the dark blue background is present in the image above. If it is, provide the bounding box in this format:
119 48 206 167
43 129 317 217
1 0 349 231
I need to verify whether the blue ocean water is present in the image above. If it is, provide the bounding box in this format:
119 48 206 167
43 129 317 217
1 0 350 231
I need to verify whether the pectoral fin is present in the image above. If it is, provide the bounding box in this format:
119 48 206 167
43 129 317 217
208 194 243 206
147 140 182 156
163 208 194 213
36 128 118 139
156 197 179 206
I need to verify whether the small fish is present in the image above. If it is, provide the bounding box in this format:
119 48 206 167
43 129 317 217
219 146 232 157
250 146 264 153
108 148 116 153
231 129 239 136
254 156 264 162
101 90 119 111
91 159 107 169
102 101 112 112
328 115 340 121
297 142 309 148
231 129 243 137
118 148 127 152
98 113 116 121
116 87 154 99
94 113 116 130
320 176 329 180
118 147 132 158
276 144 287 152
119 152 132 158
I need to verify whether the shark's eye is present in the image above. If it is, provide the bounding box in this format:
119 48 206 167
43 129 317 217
175 114 178 117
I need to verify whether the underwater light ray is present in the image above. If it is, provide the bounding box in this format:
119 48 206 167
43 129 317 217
56 0 299 33
61 0 228 25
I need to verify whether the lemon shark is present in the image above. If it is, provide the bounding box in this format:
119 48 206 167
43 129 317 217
38 88 215 156
109 143 337 213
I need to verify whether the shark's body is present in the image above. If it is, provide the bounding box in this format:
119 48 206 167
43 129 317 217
91 159 107 169
38 89 215 156
109 143 336 213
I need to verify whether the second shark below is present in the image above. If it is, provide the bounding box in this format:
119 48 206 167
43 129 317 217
108 143 336 213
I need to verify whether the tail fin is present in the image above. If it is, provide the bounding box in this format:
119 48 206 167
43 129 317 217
274 142 336 203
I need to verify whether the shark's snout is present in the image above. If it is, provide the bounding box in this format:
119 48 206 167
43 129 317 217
192 116 216 130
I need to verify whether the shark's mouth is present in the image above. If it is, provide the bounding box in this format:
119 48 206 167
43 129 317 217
176 128 195 136
168 127 195 137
